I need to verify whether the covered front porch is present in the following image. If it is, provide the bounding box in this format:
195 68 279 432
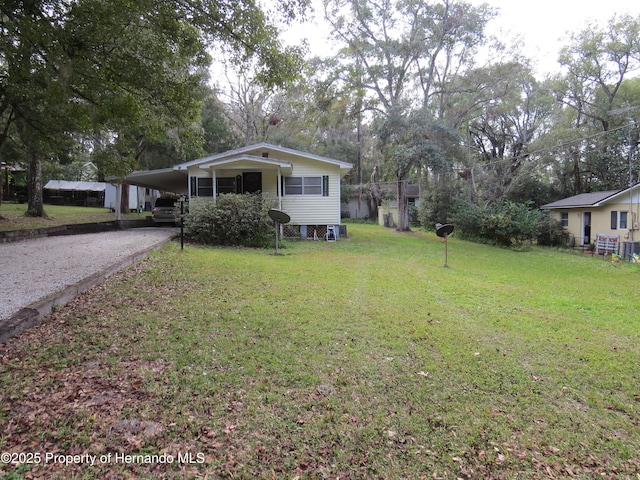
183 154 293 211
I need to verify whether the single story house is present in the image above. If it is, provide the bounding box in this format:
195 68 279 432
121 143 353 238
540 183 640 256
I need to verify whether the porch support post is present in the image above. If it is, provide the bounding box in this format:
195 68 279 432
187 170 191 202
277 168 282 210
115 183 122 221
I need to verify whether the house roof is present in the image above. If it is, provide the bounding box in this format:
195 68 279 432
177 142 353 174
540 190 622 209
116 143 353 194
44 180 107 192
197 154 293 175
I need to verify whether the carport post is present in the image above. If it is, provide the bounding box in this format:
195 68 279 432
115 183 122 222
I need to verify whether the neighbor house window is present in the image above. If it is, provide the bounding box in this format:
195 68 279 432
610 211 629 230
560 212 569 227
284 176 324 195
620 211 628 229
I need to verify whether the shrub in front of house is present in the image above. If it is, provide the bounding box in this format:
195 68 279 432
536 210 568 247
184 194 273 247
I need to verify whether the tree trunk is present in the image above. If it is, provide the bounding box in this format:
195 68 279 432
367 166 382 223
120 184 130 215
396 177 408 231
26 143 46 217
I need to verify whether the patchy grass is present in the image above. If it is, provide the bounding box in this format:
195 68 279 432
1 223 639 479
0 203 149 231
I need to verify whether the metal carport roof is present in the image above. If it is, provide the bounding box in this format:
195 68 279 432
118 168 188 195
44 180 107 191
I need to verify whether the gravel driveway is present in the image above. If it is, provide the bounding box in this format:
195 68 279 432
0 228 178 322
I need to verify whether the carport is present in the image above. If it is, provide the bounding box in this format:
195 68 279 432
107 168 187 219
123 168 188 195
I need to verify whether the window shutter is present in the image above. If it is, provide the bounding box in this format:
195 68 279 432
323 176 329 196
611 211 618 230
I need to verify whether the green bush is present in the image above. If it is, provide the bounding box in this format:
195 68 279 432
418 178 463 229
184 194 274 247
452 200 541 247
537 210 570 247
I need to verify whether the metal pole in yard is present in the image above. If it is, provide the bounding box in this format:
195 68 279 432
444 233 449 268
180 196 184 251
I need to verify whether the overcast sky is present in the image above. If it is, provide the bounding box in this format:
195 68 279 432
469 0 640 75
279 0 640 77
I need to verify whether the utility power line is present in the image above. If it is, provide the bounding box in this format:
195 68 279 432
476 121 637 168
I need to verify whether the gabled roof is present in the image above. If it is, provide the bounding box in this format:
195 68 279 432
541 189 623 209
197 154 293 175
176 142 353 174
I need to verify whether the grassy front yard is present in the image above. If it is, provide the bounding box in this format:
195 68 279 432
1 223 639 478
0 203 149 231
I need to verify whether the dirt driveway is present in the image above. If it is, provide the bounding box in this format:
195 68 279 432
0 228 177 341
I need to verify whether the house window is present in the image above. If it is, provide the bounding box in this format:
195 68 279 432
611 211 629 230
190 177 214 197
620 211 628 229
560 212 568 227
284 176 323 195
198 178 213 197
217 177 237 195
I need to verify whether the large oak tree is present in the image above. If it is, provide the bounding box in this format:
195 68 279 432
323 0 495 230
0 0 307 216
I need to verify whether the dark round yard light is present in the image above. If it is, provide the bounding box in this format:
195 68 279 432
435 223 454 268
268 209 290 255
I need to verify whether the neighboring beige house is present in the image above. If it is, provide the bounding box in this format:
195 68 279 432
122 143 353 238
541 184 640 256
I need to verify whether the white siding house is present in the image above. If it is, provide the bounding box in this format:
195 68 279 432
123 143 353 238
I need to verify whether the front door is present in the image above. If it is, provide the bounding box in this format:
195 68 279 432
242 172 262 193
583 212 591 245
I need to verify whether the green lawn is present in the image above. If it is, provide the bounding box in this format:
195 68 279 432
1 223 639 479
0 203 149 231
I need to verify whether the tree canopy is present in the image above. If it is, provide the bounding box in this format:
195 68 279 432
0 0 308 215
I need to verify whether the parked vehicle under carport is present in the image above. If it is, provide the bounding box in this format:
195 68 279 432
152 198 179 224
